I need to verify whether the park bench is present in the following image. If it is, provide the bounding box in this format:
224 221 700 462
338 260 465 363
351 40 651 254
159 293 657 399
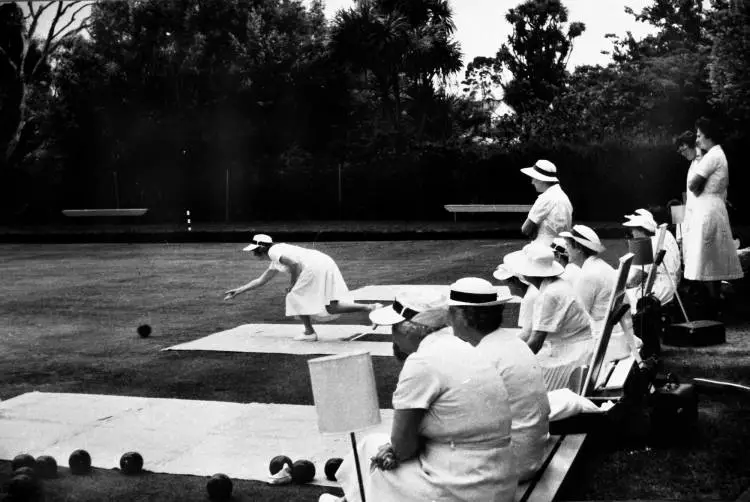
444 204 532 222
515 253 636 502
62 209 149 217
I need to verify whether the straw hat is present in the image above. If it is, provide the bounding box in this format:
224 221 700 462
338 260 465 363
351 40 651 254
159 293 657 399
623 214 657 234
520 159 559 183
559 224 606 253
448 277 512 307
242 234 273 251
369 289 448 326
503 243 565 278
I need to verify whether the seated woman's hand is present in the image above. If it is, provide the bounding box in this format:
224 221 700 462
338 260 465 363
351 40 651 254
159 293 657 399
370 443 399 471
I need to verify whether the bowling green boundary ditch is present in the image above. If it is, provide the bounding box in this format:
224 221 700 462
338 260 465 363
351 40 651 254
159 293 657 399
1 240 749 501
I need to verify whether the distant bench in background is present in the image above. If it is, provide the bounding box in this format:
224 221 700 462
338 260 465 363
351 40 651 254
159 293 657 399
444 204 532 222
62 209 149 218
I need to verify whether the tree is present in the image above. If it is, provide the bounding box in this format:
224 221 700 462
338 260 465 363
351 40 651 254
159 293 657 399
0 1 93 170
495 0 584 114
707 0 750 130
330 0 462 134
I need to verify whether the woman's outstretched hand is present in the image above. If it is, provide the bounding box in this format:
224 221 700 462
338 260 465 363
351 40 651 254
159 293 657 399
224 288 241 300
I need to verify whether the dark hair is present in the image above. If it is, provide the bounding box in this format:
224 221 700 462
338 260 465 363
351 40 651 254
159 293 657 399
568 238 597 258
673 130 696 149
695 116 724 144
454 304 505 335
252 243 274 257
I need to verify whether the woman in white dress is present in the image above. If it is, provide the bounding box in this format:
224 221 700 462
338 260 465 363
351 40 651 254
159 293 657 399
322 281 518 502
679 118 743 312
224 234 381 341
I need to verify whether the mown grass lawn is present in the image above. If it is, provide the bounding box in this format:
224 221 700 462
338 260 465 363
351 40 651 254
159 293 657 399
1 240 749 501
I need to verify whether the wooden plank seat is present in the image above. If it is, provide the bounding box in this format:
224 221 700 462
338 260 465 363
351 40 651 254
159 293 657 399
62 209 149 217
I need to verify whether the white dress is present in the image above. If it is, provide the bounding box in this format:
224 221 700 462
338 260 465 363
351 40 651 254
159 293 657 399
477 328 551 482
576 256 638 363
267 243 351 317
335 331 518 502
682 145 743 281
531 277 594 392
527 184 573 246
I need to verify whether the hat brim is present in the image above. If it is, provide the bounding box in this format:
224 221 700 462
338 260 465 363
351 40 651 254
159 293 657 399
492 265 515 281
558 231 606 253
242 244 261 251
504 249 565 278
369 305 406 326
447 297 511 307
520 167 558 183
622 219 656 234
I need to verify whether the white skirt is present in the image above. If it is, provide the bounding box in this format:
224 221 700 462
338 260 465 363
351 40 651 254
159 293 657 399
285 251 351 317
683 196 743 281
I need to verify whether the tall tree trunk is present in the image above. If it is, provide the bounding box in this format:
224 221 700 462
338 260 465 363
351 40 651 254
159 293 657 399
4 78 29 167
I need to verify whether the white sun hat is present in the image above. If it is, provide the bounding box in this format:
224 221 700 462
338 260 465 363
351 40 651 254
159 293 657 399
369 289 448 326
503 243 565 278
623 214 657 234
559 224 606 254
492 264 515 281
448 277 513 307
520 159 559 183
242 233 273 251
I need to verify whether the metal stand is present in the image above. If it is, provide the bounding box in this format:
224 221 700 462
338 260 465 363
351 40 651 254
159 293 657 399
351 432 366 502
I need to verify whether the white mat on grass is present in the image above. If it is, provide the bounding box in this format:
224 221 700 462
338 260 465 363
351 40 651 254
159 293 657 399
351 284 518 302
164 324 393 356
0 392 557 495
0 392 392 487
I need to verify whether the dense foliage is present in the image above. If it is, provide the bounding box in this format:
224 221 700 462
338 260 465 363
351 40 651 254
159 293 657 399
0 0 748 223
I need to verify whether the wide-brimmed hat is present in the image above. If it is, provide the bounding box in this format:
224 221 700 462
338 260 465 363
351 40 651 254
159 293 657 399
559 224 606 254
369 289 448 326
623 214 657 234
492 264 515 281
448 277 512 307
551 237 569 257
242 234 273 251
504 243 564 278
520 159 559 183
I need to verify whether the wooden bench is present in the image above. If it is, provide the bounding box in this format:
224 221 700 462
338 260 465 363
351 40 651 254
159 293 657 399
515 434 587 502
444 204 532 222
62 209 149 217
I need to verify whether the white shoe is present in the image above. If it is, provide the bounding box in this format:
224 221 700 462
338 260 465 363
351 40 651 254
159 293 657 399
319 494 345 502
294 332 318 342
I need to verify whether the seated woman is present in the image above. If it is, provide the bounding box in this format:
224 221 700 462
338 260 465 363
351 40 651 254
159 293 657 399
224 234 381 341
493 259 538 339
623 211 681 313
503 243 594 392
560 225 639 363
324 285 518 502
551 237 581 285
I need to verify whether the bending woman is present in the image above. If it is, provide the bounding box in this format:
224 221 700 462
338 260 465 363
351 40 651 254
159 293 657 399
224 234 381 341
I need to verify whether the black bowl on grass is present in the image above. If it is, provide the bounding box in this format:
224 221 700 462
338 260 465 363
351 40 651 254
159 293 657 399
206 473 233 501
120 452 144 475
11 453 36 471
35 455 58 479
291 459 316 484
325 458 343 481
137 324 152 338
69 449 92 475
269 455 293 475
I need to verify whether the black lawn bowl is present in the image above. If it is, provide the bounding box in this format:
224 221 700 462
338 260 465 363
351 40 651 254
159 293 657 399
12 466 37 480
137 324 152 338
268 455 293 475
206 473 233 501
35 455 58 479
69 449 92 475
324 457 343 481
8 473 40 501
291 459 316 484
11 453 36 471
120 451 144 475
